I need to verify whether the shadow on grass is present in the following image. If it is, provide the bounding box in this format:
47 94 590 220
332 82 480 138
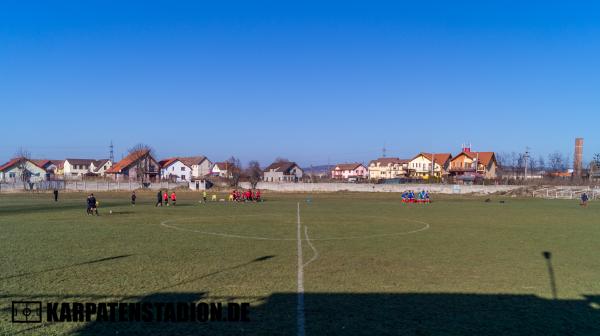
0 201 125 215
3 292 598 335
156 255 275 292
0 255 133 280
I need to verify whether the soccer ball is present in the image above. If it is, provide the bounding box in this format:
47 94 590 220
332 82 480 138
109 210 113 214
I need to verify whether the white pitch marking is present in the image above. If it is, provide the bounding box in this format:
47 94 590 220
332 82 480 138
160 218 430 241
296 202 306 336
303 226 319 268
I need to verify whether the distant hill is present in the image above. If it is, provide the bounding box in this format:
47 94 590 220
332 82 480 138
303 165 333 174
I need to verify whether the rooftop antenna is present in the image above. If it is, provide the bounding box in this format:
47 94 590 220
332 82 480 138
109 141 115 162
382 144 387 158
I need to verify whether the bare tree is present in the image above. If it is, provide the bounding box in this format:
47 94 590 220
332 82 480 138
226 156 242 187
516 153 526 177
537 155 546 171
495 152 509 169
246 160 262 189
590 153 600 180
14 148 32 189
127 143 156 183
274 157 290 163
548 151 565 173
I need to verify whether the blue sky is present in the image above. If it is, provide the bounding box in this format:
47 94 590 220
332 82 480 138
1 1 599 166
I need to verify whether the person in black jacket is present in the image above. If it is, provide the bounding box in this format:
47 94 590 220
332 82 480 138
156 190 163 207
53 188 59 202
88 193 99 216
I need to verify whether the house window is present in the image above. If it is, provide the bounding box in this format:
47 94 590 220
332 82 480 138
181 167 186 171
181 175 186 180
9 172 15 178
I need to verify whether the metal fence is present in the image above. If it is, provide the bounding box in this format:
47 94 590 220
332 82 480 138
532 186 600 200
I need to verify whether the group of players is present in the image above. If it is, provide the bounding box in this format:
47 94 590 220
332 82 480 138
155 190 177 207
229 189 262 202
401 190 431 204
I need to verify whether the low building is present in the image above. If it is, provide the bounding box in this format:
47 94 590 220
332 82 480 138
211 162 232 178
63 159 97 178
0 158 48 183
449 148 498 180
368 158 409 180
263 161 303 182
32 159 61 179
92 159 112 176
180 156 212 178
105 149 159 182
160 158 192 182
331 163 368 180
407 153 452 179
160 156 212 182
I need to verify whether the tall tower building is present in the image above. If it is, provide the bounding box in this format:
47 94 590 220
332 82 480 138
574 138 583 177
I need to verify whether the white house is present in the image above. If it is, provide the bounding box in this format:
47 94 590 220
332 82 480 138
263 161 303 182
160 158 191 182
180 156 212 178
63 159 96 178
91 159 112 176
211 162 231 178
331 163 369 180
0 158 48 183
160 156 213 182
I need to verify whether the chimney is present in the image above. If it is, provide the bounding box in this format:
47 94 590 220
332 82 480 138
462 142 471 153
574 138 583 177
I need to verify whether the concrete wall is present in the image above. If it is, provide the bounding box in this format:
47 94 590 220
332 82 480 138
239 181 521 194
0 181 189 192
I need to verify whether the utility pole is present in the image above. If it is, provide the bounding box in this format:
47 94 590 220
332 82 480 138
109 141 115 162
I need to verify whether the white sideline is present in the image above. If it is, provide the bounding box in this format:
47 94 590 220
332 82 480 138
297 202 306 336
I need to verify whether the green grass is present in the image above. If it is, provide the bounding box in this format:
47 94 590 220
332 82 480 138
1 191 599 335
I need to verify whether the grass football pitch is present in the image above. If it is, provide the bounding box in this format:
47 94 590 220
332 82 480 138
1 191 599 335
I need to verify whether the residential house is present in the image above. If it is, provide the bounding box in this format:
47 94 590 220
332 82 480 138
159 158 193 182
211 162 231 178
105 149 160 182
263 161 303 182
368 158 409 180
63 159 96 178
331 163 369 180
0 158 48 183
449 148 498 180
407 153 452 179
91 159 112 176
32 159 60 179
180 156 212 178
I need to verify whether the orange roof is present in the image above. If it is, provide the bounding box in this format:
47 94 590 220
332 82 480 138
106 149 151 174
0 157 46 171
0 158 21 171
158 157 178 168
412 153 452 165
453 151 496 166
